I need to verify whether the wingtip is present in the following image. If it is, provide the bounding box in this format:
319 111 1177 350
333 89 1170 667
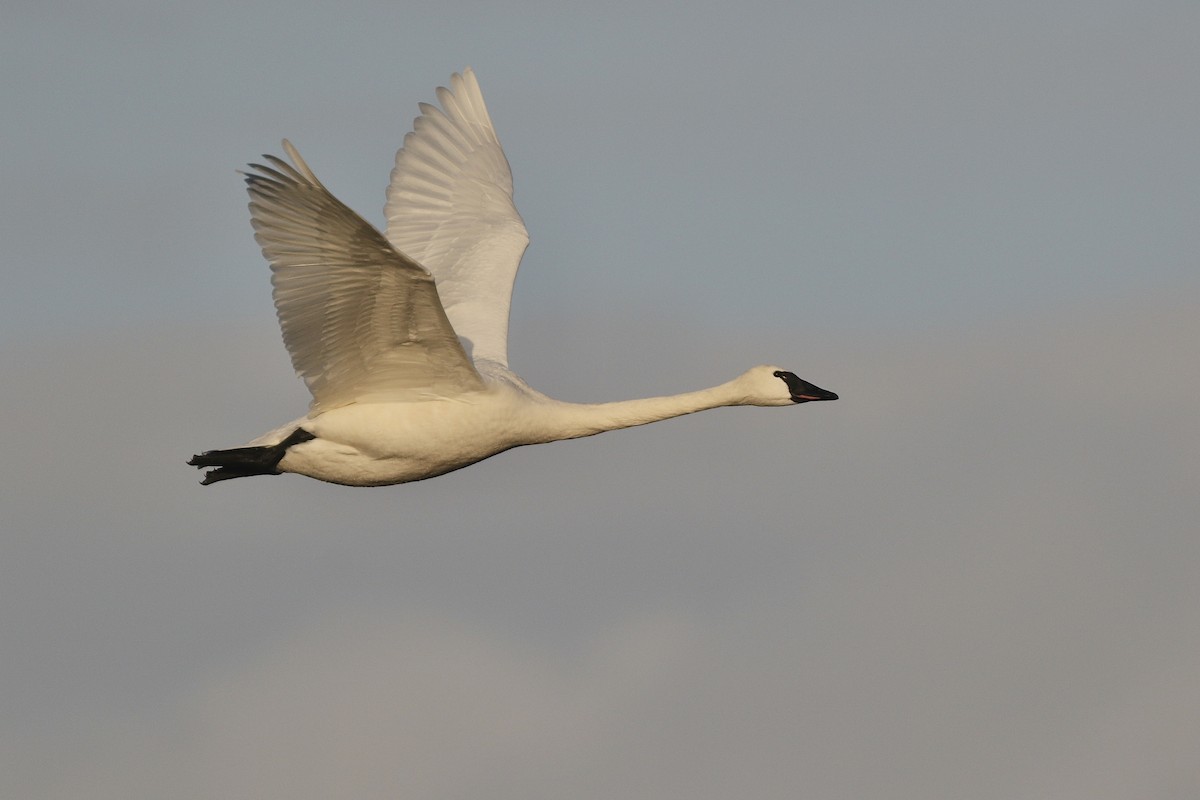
279 139 322 186
450 67 480 95
280 138 300 164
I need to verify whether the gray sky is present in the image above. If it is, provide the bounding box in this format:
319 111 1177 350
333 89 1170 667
3 2 1198 798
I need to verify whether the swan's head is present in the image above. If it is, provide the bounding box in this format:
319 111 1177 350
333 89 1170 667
736 365 839 407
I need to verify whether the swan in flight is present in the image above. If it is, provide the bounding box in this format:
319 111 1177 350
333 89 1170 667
189 69 837 486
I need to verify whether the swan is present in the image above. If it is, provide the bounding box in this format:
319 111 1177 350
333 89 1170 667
188 69 837 486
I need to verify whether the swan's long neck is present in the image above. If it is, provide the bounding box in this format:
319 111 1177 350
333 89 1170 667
534 381 744 443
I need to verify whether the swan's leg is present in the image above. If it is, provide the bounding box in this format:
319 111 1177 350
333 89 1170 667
188 427 316 485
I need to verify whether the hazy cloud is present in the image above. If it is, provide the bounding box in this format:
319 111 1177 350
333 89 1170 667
2 296 1196 798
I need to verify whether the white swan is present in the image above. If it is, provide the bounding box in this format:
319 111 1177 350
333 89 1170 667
189 69 836 486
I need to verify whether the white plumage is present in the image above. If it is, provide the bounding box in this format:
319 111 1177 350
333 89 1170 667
189 69 836 487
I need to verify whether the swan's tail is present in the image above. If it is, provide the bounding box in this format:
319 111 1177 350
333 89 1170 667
187 428 315 485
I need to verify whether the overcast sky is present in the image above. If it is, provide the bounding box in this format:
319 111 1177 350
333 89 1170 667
3 2 1198 798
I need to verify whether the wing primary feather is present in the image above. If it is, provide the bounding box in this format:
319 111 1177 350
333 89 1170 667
281 139 324 186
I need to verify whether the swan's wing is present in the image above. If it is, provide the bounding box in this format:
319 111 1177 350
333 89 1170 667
247 140 485 412
384 69 529 367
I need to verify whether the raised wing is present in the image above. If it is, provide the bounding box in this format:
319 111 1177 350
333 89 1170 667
246 141 485 412
384 69 529 368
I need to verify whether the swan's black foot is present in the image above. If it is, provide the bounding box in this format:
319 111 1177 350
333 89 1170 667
188 428 316 485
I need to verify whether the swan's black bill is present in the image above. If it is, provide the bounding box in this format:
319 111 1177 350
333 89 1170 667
773 371 838 404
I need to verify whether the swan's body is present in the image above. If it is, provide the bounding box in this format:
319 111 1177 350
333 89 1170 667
190 69 836 487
